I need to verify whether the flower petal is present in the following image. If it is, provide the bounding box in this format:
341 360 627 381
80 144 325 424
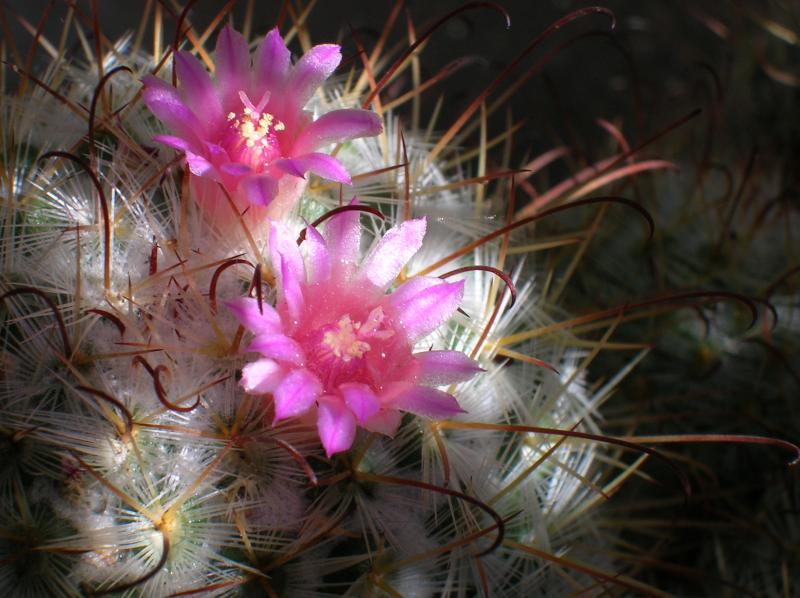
384 384 465 418
241 359 284 394
317 396 357 457
273 368 322 422
215 25 251 109
239 175 279 206
302 224 331 284
270 222 305 287
220 162 253 177
203 141 229 165
287 44 341 108
363 409 402 437
254 28 291 95
247 333 305 365
387 277 465 342
225 297 281 334
142 76 204 143
323 196 361 269
293 109 383 155
174 51 223 126
412 351 484 385
185 151 216 178
275 153 351 184
270 222 306 321
153 134 193 152
339 383 380 424
272 158 305 179
360 218 426 290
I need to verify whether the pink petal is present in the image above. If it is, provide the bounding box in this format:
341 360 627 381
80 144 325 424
287 44 341 109
387 276 440 303
323 196 361 268
185 151 216 178
174 52 222 125
317 396 357 457
338 383 379 424
384 384 465 418
270 222 306 321
220 162 253 177
142 76 204 143
153 134 193 152
363 409 402 437
274 153 351 185
360 218 426 289
247 333 305 365
273 158 305 179
293 109 383 155
215 25 251 109
387 277 465 342
273 368 322 422
239 175 279 206
225 297 281 334
241 359 284 394
412 351 483 385
269 222 305 287
254 28 291 95
203 141 228 163
302 224 331 284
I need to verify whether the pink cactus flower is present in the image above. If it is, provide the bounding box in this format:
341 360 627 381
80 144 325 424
142 26 382 219
227 207 480 457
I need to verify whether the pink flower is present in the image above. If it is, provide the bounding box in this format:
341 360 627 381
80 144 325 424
142 26 382 213
227 207 480 457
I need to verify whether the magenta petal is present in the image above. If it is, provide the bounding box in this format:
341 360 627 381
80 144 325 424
142 76 204 143
363 409 402 437
412 351 483 385
287 44 341 108
254 28 291 95
273 368 322 422
279 153 351 184
339 383 379 424
385 384 465 418
225 297 281 334
388 277 465 342
215 25 251 108
294 109 383 155
273 158 306 179
386 276 439 304
203 141 228 163
247 333 305 365
317 396 357 457
185 152 216 177
174 52 222 125
153 134 193 152
323 197 361 269
270 223 306 321
239 175 278 206
360 218 426 289
269 222 305 289
278 255 305 323
241 359 283 394
272 154 349 184
302 224 331 284
220 162 253 177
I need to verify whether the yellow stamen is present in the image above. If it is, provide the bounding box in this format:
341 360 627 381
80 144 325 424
323 315 371 362
232 109 284 151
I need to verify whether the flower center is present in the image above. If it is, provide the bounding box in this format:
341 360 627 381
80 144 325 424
228 110 284 148
322 315 371 362
309 307 395 389
223 91 284 168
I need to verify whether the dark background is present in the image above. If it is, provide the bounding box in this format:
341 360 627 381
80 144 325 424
12 0 796 155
